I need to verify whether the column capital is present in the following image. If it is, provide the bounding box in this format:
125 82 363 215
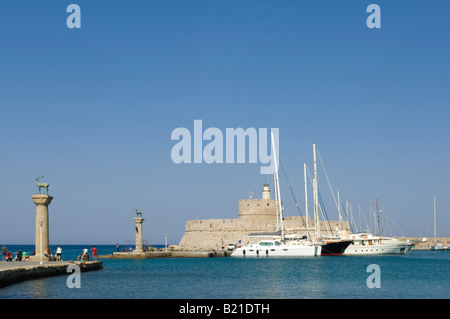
133 217 145 223
31 194 53 206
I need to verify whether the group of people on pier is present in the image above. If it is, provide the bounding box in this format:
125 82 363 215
1 244 98 262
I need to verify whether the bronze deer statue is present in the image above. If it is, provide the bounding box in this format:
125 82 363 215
36 176 49 194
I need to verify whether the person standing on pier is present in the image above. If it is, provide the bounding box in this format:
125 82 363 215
56 245 62 261
91 245 97 261
1 245 7 261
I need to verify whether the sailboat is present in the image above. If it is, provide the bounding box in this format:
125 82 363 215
309 144 353 256
431 192 444 251
231 134 322 257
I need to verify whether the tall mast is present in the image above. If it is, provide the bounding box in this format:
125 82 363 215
346 200 349 226
376 199 382 243
273 173 279 231
304 163 309 240
337 190 341 230
313 143 320 240
271 131 284 239
434 191 437 242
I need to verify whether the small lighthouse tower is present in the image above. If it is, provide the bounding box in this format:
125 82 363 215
262 183 271 200
133 210 145 253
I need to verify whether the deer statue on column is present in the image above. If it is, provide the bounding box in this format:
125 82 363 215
36 176 49 194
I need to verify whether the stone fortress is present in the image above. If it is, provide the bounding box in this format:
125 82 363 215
177 183 350 250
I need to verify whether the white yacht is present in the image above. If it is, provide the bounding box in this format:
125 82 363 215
431 243 445 251
231 239 321 257
342 232 414 255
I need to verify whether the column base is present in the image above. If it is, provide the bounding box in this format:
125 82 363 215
28 255 46 262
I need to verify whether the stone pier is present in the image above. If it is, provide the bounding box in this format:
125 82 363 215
0 261 103 288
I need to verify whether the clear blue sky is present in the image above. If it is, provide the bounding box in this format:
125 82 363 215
0 1 449 245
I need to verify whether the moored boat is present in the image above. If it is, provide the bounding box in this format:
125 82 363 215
231 239 321 257
342 232 413 255
320 240 353 256
431 243 444 251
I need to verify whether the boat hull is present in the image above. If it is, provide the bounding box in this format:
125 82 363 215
231 244 321 257
320 240 353 256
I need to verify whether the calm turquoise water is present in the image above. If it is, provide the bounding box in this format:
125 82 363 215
0 245 448 299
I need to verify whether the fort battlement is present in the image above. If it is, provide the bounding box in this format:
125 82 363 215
184 219 240 232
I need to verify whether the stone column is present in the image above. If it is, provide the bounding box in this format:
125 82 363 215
133 213 145 253
31 194 53 258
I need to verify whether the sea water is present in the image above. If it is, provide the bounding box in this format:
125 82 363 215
0 245 448 299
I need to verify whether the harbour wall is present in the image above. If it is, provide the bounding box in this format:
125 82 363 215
99 250 229 259
0 261 103 288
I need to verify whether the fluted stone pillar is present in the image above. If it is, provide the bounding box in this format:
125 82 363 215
31 194 53 259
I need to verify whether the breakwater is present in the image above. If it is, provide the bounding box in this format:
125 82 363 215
0 261 103 288
99 250 230 259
